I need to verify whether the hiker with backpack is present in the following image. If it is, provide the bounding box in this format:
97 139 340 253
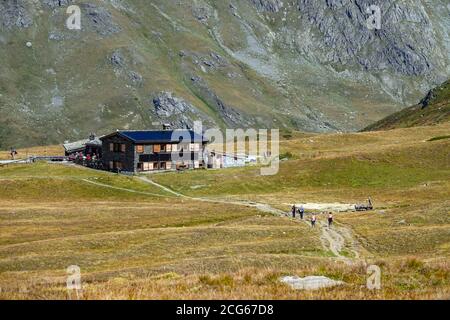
311 214 317 228
10 148 17 160
298 206 305 220
291 205 296 218
328 212 334 228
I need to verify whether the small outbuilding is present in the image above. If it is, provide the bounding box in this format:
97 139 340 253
63 134 102 157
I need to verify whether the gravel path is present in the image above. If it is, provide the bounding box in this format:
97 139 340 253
138 177 362 262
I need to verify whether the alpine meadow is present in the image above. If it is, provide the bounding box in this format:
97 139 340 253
0 0 449 303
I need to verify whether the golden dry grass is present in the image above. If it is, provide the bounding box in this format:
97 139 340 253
0 145 64 160
0 124 449 299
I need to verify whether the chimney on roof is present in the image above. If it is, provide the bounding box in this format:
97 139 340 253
89 133 96 141
162 123 172 131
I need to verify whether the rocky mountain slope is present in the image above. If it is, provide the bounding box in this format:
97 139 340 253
0 0 449 148
363 79 450 131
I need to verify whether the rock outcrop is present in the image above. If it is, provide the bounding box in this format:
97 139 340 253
0 0 448 147
249 0 284 12
152 92 215 129
43 0 74 9
0 1 33 29
81 3 121 36
296 0 436 76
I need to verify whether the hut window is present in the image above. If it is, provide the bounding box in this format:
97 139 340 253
109 161 114 169
143 162 153 171
153 144 161 153
189 143 200 152
109 143 114 152
120 144 126 153
166 144 172 152
171 144 177 152
136 145 144 153
112 143 123 153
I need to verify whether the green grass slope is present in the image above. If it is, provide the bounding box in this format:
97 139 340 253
364 80 450 131
1 1 449 148
0 124 449 299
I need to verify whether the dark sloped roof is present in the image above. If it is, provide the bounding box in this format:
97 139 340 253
63 136 102 153
103 130 208 143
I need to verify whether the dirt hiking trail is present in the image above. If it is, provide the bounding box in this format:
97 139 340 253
138 177 363 263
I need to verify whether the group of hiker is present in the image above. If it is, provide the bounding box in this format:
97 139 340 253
291 205 334 228
73 152 99 163
72 152 103 170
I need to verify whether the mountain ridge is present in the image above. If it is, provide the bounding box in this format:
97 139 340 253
0 0 449 148
363 79 450 131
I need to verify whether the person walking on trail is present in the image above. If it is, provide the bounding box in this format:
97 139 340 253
311 214 317 228
10 148 17 160
291 205 296 218
328 212 333 228
298 206 305 220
